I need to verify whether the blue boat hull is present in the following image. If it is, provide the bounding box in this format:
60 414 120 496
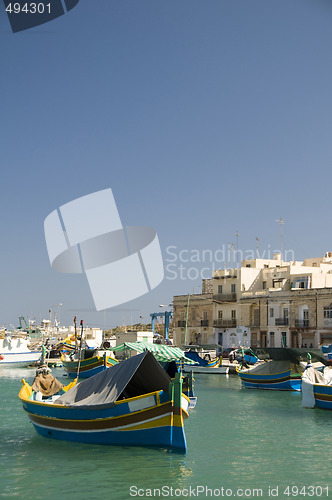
237 368 301 391
20 384 188 452
61 355 117 378
32 421 185 450
314 385 332 410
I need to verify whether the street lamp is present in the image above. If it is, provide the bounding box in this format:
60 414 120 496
49 303 63 332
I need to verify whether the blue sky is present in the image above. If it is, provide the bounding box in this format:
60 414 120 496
1 0 332 330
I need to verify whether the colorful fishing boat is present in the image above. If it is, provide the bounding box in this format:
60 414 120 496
61 349 118 378
234 348 259 365
302 362 332 410
183 347 229 374
19 351 189 452
236 360 302 391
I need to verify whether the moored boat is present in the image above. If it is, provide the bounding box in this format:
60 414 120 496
0 331 41 367
302 362 332 410
61 349 118 378
183 346 229 374
236 360 302 391
19 351 189 452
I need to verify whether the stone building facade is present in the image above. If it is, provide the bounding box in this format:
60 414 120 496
173 252 332 349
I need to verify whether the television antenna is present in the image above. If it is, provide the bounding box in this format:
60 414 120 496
274 217 285 261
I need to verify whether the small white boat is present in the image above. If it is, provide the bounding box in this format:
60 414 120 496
183 346 229 374
183 365 229 374
0 332 41 366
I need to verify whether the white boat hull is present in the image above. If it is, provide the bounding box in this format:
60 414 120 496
183 365 229 374
0 334 41 367
0 351 41 366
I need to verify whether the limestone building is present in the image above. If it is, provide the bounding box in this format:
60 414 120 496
173 252 332 349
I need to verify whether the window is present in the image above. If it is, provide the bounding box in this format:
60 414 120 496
246 264 251 268
231 310 236 319
303 309 309 326
203 311 208 320
324 306 332 318
264 264 269 268
231 284 236 293
191 309 196 321
262 281 267 289
292 277 309 289
270 332 275 348
218 285 222 294
281 332 287 348
270 308 274 318
218 310 223 319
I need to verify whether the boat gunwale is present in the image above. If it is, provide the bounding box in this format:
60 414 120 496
19 380 191 416
236 366 292 377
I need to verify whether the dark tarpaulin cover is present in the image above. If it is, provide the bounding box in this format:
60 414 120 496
253 348 327 365
56 351 171 408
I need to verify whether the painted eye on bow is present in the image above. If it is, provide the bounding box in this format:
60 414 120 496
3 0 80 33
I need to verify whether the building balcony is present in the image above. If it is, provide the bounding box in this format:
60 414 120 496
200 320 209 327
275 318 289 326
294 319 310 328
177 321 187 327
250 321 260 327
213 293 237 302
213 319 237 327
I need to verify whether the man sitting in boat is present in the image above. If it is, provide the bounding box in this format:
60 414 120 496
32 365 64 398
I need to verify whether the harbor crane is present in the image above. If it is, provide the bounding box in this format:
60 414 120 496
150 311 173 340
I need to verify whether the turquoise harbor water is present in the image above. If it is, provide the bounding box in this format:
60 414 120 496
1 366 331 500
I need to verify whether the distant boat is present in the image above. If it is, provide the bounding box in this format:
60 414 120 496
61 349 118 378
237 347 329 391
183 346 229 374
0 332 41 367
321 344 332 363
19 351 189 452
233 348 259 365
236 360 302 391
302 363 332 410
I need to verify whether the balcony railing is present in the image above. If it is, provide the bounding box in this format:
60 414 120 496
177 321 187 327
213 319 237 327
213 293 237 302
275 318 289 326
294 319 310 328
200 320 209 327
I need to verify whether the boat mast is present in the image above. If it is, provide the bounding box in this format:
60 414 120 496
76 320 84 379
184 294 190 346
